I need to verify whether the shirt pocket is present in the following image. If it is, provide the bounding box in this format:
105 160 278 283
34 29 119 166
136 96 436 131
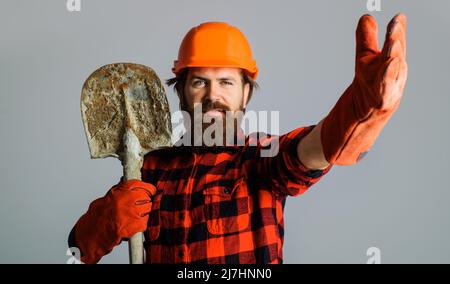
203 176 250 236
145 192 162 242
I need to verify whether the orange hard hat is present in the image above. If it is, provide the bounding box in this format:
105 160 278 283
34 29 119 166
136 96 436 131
172 22 258 80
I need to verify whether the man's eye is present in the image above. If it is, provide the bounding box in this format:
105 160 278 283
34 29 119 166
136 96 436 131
193 80 206 87
221 81 233 86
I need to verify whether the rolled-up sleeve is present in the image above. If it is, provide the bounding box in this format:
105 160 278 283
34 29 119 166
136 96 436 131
253 125 332 198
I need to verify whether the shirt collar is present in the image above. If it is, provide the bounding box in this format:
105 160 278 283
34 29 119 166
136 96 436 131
173 128 247 153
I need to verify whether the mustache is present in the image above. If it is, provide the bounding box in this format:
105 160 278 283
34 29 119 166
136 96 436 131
196 101 231 113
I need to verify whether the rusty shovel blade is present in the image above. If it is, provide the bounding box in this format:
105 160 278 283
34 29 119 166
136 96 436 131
81 63 172 159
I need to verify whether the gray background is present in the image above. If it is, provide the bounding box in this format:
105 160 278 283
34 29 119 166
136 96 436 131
1 0 449 264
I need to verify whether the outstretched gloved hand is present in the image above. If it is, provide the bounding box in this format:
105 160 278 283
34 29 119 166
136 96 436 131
321 13 408 165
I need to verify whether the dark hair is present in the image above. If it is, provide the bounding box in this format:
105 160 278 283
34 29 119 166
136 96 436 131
166 68 259 107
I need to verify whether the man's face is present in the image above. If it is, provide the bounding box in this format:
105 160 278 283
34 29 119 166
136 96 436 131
182 67 250 138
183 67 249 115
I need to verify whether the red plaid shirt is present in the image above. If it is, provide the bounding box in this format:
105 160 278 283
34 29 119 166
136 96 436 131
141 125 331 264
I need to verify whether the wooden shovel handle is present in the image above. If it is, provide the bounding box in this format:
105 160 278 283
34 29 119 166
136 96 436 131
122 127 145 264
129 233 145 264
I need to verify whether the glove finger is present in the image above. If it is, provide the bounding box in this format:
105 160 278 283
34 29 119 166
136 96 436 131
135 202 152 217
117 206 150 239
382 14 407 59
356 14 379 59
131 186 157 198
398 60 408 84
119 179 157 196
387 40 404 61
135 199 152 206
391 24 406 59
379 57 402 109
113 190 151 214
393 13 407 53
121 221 148 240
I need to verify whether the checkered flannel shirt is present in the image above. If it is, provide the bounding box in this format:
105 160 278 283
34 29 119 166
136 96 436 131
141 125 332 264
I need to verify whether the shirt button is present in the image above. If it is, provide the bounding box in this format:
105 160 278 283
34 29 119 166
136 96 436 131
224 188 231 194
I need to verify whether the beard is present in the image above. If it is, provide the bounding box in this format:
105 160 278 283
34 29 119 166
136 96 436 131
181 96 246 146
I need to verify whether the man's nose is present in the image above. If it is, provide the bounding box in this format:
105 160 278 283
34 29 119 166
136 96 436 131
205 81 221 102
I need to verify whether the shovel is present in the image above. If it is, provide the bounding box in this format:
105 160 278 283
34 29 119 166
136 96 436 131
80 63 172 264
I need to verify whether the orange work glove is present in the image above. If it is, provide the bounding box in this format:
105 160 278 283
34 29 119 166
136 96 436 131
321 14 408 165
68 180 157 264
